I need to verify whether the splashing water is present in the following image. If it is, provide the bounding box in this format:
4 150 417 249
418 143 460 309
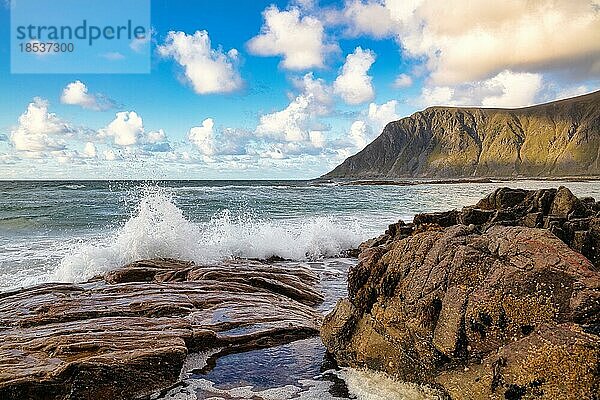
53 187 363 282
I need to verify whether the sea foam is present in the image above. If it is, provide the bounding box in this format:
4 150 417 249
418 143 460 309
53 187 363 282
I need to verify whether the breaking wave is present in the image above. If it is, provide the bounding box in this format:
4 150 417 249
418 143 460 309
53 187 363 282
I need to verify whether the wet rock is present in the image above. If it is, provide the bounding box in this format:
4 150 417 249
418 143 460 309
360 186 600 269
459 208 495 226
436 324 600 400
550 186 586 219
476 187 529 210
413 210 460 227
0 258 323 400
322 222 600 399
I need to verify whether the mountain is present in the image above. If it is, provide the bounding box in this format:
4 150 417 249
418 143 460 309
323 90 600 179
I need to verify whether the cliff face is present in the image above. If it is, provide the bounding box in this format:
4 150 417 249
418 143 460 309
324 90 600 179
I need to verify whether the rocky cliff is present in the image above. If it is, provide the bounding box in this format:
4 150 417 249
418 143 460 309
323 91 600 179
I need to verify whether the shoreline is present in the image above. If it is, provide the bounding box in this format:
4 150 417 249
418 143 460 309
314 176 600 186
1 185 599 399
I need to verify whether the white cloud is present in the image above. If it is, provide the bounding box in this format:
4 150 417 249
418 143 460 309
100 111 144 146
348 120 371 149
555 85 590 101
338 0 600 86
334 0 397 38
419 70 543 108
146 129 166 144
103 149 118 161
419 86 455 106
158 30 243 94
60 80 115 111
98 111 170 150
188 118 216 155
309 131 326 148
82 142 97 158
256 73 332 143
101 52 125 61
480 71 543 108
368 100 399 131
247 5 336 70
393 73 413 88
10 98 76 154
262 146 286 159
333 47 376 105
292 0 316 9
343 100 399 150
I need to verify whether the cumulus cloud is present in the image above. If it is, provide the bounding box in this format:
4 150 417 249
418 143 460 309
368 100 399 131
336 0 600 86
10 98 77 154
348 120 371 149
146 129 166 144
393 73 413 88
333 47 376 105
82 142 97 158
330 0 397 38
103 149 118 161
343 100 400 150
188 118 216 155
60 80 115 111
247 5 337 70
99 111 171 150
256 73 332 143
100 111 144 146
419 70 543 108
158 30 243 94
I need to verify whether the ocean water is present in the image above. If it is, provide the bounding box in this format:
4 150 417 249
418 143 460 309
2 179 600 399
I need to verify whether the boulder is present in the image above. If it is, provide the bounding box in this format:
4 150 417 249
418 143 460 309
0 258 323 400
321 224 600 399
363 186 600 269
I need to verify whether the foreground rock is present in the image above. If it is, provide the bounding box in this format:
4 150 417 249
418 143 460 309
322 188 600 399
0 259 323 400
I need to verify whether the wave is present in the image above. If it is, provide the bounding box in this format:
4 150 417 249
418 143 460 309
53 187 363 283
57 184 86 190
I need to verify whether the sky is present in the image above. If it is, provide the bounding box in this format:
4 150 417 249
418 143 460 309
0 0 599 180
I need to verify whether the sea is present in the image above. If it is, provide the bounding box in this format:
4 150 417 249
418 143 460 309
2 179 600 400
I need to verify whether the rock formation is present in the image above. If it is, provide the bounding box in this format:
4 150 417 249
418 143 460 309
0 259 323 400
321 187 600 399
323 90 600 179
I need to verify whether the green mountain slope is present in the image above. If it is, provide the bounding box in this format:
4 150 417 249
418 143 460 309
323 90 600 179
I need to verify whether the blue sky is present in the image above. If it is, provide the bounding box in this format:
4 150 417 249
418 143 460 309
0 0 598 179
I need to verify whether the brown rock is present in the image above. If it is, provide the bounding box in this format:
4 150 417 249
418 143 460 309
0 259 323 400
436 324 600 400
321 225 600 398
550 186 586 218
359 186 600 270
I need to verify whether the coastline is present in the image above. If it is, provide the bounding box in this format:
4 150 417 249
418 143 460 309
1 183 599 399
313 176 600 186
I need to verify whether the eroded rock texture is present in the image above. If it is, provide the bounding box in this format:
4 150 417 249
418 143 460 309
322 188 600 400
0 259 323 400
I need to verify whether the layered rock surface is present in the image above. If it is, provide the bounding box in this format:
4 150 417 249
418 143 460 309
0 259 323 400
321 187 600 399
323 90 600 179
